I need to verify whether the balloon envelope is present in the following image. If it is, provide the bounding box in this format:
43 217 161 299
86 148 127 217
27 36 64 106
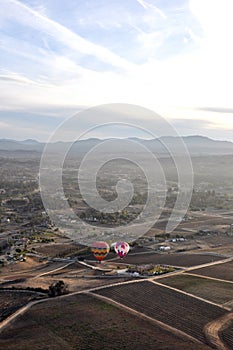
115 242 130 259
92 241 110 262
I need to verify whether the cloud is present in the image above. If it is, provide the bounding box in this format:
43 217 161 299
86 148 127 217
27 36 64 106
0 33 102 88
197 107 233 114
0 114 50 140
2 124 51 141
0 110 62 141
0 121 11 128
0 0 233 142
0 73 51 86
173 118 214 130
135 0 148 10
1 0 134 71
169 116 233 142
135 0 167 19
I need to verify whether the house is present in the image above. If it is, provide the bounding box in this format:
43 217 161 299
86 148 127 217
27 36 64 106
159 245 171 251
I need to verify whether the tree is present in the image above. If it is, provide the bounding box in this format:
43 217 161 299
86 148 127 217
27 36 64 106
48 280 68 297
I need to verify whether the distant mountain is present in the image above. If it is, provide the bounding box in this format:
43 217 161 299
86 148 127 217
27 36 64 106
0 139 45 152
20 139 40 145
143 136 233 155
0 135 233 156
183 135 233 155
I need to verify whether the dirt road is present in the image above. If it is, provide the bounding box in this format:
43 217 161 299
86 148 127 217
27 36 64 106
204 313 233 350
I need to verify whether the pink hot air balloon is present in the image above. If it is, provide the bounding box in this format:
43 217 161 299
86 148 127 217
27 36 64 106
115 242 130 259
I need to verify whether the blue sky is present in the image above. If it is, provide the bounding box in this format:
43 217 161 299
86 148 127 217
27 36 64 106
0 0 233 141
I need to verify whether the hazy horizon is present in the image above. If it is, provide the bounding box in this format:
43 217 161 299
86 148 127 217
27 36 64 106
1 134 233 144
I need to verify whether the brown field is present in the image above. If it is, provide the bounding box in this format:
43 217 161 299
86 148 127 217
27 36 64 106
159 274 233 307
0 257 45 274
144 227 164 237
93 280 226 344
14 276 133 292
195 235 233 255
35 243 83 257
12 274 132 292
153 214 233 232
0 263 132 292
221 321 233 349
123 252 224 267
0 290 44 322
0 261 86 291
176 215 233 229
200 235 233 246
201 244 233 255
0 261 71 282
192 260 233 282
45 262 85 276
31 261 72 274
0 293 211 350
1 255 133 293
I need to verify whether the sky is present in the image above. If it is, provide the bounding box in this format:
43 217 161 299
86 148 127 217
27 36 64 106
0 0 233 141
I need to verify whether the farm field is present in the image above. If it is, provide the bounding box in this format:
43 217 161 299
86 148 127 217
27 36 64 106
221 321 233 349
123 252 225 267
159 274 233 307
93 280 226 344
0 293 211 350
0 257 43 274
0 272 131 294
0 254 133 293
153 214 233 231
0 290 44 322
34 243 83 257
191 260 233 282
45 262 86 276
0 261 71 282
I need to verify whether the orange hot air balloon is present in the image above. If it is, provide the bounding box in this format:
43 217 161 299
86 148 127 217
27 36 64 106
91 241 110 262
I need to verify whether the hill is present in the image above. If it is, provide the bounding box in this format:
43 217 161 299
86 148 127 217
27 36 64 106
0 135 232 156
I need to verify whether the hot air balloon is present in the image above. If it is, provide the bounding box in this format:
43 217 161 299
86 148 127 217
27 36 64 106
115 241 130 259
91 241 110 263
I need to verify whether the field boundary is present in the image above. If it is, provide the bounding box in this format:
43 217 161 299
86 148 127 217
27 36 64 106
187 257 233 272
0 278 149 334
185 272 233 285
150 279 230 311
87 290 203 345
